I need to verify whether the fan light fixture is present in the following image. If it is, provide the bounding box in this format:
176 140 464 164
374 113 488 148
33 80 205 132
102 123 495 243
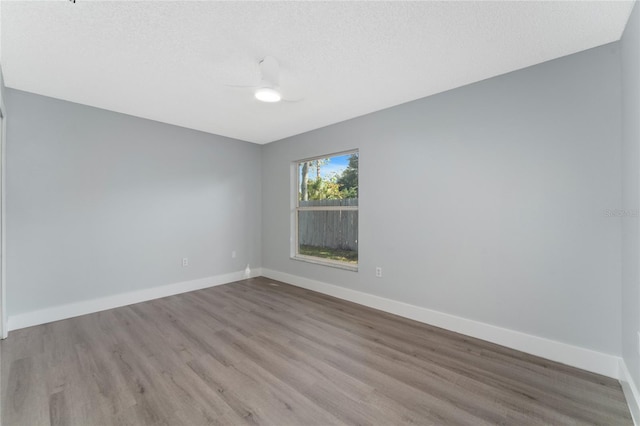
255 87 281 103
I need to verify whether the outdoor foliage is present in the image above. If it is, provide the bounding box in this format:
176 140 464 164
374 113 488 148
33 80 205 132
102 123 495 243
306 176 343 200
299 153 358 201
337 153 358 198
299 245 358 264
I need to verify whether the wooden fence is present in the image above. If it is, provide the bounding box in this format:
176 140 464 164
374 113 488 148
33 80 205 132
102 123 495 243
298 199 358 251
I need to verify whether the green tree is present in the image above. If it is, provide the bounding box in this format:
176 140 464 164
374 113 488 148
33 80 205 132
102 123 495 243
300 162 309 201
337 153 358 198
307 175 342 200
300 158 331 201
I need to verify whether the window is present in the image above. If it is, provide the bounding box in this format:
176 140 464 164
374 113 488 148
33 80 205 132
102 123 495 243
293 151 358 270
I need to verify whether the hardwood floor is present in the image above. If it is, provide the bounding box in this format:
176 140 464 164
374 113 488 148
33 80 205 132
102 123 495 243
1 277 633 425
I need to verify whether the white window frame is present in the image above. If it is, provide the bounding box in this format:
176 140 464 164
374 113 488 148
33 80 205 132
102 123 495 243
291 150 358 271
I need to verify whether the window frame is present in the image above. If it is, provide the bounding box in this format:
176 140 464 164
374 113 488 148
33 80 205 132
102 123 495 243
291 150 359 271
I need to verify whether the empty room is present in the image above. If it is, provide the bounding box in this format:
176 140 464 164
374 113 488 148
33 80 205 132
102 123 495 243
0 0 640 424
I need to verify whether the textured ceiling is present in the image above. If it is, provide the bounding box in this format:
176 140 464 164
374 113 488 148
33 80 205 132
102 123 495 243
1 1 635 144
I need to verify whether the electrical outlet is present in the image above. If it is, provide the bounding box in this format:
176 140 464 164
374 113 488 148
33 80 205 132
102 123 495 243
375 267 382 278
232 251 237 259
637 331 640 356
182 257 189 267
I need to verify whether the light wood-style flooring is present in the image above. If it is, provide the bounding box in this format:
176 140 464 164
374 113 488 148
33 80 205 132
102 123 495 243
1 277 633 425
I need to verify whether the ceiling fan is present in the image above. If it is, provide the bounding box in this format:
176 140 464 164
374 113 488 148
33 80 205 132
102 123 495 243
226 56 303 103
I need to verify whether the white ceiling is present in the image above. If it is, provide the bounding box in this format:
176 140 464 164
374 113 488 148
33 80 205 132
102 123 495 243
1 1 635 144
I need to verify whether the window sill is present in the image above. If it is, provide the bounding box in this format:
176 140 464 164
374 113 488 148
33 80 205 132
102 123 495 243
291 255 358 272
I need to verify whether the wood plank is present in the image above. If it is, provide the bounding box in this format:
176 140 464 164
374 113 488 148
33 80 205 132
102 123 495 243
1 277 633 425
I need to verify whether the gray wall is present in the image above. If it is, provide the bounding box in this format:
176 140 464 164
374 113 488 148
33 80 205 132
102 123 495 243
262 44 622 355
3 33 627 359
5 89 262 316
0 67 5 106
622 1 640 389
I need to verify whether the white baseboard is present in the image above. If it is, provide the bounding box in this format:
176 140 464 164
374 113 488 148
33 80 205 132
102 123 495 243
261 268 621 379
620 359 640 425
7 267 263 332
